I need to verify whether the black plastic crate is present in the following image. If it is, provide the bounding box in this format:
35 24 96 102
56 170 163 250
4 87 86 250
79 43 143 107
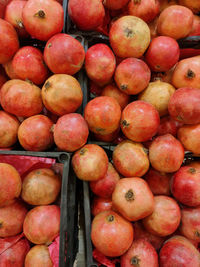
0 150 78 267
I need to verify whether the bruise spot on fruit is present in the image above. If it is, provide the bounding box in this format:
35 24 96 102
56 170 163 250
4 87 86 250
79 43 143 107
44 81 51 90
121 120 130 128
0 222 3 228
134 0 141 4
95 128 105 132
188 167 196 174
80 148 87 156
34 10 46 18
195 230 200 237
48 43 52 48
125 189 134 201
124 27 134 38
186 69 195 79
143 148 149 154
107 214 115 222
16 20 24 29
131 256 141 266
121 84 128 90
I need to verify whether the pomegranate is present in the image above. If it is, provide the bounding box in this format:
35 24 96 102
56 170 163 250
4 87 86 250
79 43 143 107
90 163 120 198
139 81 175 117
0 163 21 207
12 46 48 85
151 66 175 84
127 0 160 23
23 205 60 245
25 245 53 267
0 79 43 117
178 0 200 14
171 166 200 207
189 15 200 36
171 56 200 89
145 36 180 72
85 44 116 86
114 58 151 95
159 235 200 266
112 140 149 177
121 100 160 142
157 5 194 39
109 16 150 58
91 197 112 216
157 116 183 137
112 178 154 221
0 200 27 237
72 144 109 181
68 0 105 30
103 0 129 10
121 239 159 267
3 60 19 79
0 18 19 64
84 96 121 135
149 134 184 173
93 128 120 143
22 0 64 41
44 33 85 75
91 210 134 257
53 113 89 152
144 168 171 196
42 74 83 116
142 196 181 237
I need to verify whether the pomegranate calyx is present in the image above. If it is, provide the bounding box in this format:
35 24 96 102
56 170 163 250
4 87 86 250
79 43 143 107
188 167 196 174
44 81 51 90
195 230 200 237
121 84 128 90
48 43 52 48
16 20 24 29
107 214 115 222
34 10 46 19
25 78 33 85
121 120 130 127
124 27 134 38
125 189 134 201
143 147 149 154
131 256 141 266
50 125 55 133
186 69 195 79
134 0 141 4
80 148 87 156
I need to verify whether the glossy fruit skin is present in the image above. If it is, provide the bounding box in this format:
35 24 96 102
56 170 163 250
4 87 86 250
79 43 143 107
114 58 151 95
159 235 200 267
112 140 149 177
157 5 194 39
157 116 183 137
121 239 159 267
85 44 116 86
142 196 181 237
0 200 27 237
23 205 60 245
22 0 64 41
91 210 134 257
145 36 180 72
84 96 121 135
44 34 85 75
121 101 160 142
91 197 112 216
53 113 89 152
42 74 83 116
109 16 150 58
178 0 200 14
68 0 105 30
25 245 53 267
112 178 154 221
171 166 200 207
72 144 109 181
90 163 120 198
0 18 19 64
139 81 175 117
149 134 184 173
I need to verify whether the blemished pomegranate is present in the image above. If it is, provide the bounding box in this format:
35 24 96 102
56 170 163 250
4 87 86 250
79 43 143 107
84 96 121 135
149 134 184 173
142 196 181 237
21 168 61 205
0 163 21 207
159 235 200 267
178 0 200 14
91 197 112 216
112 178 154 221
171 166 200 207
3 60 19 79
44 33 85 75
53 113 89 152
121 100 160 142
157 116 183 137
25 245 53 267
22 0 64 41
109 16 150 58
23 205 60 245
112 140 149 177
91 210 134 257
0 200 27 237
121 239 159 267
0 18 19 64
114 58 151 95
42 74 83 116
90 163 120 198
103 0 129 10
72 144 109 181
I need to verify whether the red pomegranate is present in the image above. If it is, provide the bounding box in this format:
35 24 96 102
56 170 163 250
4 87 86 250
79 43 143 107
22 0 64 41
3 60 19 79
23 205 60 245
44 33 85 75
114 58 151 95
157 116 183 137
0 200 27 237
0 18 19 64
142 196 181 237
25 245 52 267
72 144 109 181
178 0 200 14
112 178 154 221
109 16 150 58
91 210 134 257
85 44 116 86
91 197 112 216
42 74 83 116
121 100 160 142
189 15 200 36
103 0 129 10
149 134 184 173
84 96 121 135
